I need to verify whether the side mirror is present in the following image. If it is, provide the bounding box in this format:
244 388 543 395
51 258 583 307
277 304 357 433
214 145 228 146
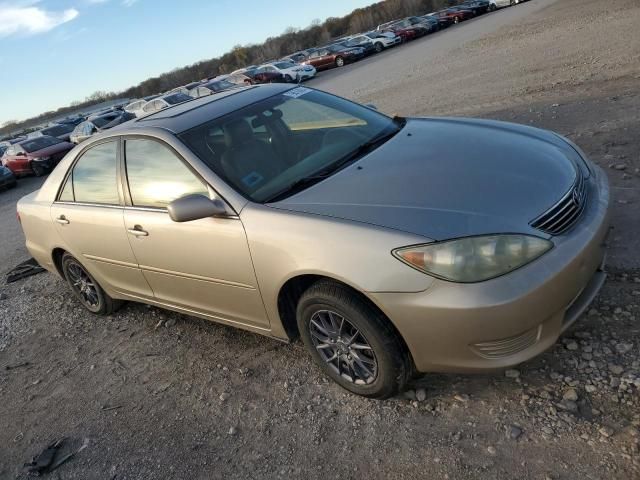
365 103 378 110
167 194 228 222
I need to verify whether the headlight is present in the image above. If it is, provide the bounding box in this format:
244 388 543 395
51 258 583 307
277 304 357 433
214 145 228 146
393 235 552 283
32 156 51 163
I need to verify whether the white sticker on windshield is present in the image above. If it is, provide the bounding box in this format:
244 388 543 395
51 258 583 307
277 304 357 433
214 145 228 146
283 87 312 98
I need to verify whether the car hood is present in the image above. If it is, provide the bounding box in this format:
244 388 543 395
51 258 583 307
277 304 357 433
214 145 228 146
28 142 74 158
272 118 582 240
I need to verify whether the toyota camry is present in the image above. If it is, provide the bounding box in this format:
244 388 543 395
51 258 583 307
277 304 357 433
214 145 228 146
17 85 610 398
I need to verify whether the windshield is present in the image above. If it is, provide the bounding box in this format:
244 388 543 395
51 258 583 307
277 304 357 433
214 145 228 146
92 116 116 128
327 44 345 53
179 88 401 203
42 124 74 136
21 136 62 152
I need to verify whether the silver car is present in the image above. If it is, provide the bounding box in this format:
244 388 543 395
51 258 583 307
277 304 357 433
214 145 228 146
18 85 609 398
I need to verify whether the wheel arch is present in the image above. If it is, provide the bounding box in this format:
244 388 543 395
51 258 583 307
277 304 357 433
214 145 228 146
52 247 67 278
276 273 415 370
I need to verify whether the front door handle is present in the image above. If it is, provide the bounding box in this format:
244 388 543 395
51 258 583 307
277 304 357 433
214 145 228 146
55 215 70 225
127 225 148 237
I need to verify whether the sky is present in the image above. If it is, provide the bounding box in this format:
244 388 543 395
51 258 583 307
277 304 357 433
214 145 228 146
0 0 377 124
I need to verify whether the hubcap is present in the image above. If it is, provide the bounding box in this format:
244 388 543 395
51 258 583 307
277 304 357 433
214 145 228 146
67 262 99 308
309 310 377 385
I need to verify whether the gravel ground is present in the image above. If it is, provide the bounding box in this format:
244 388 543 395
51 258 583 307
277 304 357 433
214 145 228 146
1 0 639 478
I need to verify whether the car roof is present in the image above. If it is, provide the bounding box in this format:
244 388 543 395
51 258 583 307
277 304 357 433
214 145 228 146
115 84 295 134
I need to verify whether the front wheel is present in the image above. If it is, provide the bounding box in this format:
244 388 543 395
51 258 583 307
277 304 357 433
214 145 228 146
297 281 411 399
454 16 460 24
61 253 122 315
335 56 345 67
374 42 383 53
31 162 46 177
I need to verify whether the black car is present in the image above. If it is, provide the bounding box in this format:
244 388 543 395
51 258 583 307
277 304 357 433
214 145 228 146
38 123 75 142
339 38 376 56
0 165 17 189
461 0 490 15
406 16 440 33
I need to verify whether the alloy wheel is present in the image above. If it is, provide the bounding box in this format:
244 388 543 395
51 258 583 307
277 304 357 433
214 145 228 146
66 261 100 308
309 310 378 385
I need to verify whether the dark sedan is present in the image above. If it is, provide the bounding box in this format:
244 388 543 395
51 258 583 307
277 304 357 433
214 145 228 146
0 165 17 189
37 123 76 142
1 135 74 176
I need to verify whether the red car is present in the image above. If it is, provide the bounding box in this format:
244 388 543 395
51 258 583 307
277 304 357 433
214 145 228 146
382 22 420 42
302 44 366 70
437 8 475 24
1 135 74 177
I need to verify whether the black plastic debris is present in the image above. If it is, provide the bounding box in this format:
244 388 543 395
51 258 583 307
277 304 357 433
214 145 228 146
24 438 64 475
24 437 89 476
6 258 45 284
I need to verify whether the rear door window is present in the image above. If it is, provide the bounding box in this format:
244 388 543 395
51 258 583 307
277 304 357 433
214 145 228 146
63 141 119 204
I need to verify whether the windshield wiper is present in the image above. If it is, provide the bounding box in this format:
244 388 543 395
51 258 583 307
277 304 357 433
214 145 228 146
265 126 401 203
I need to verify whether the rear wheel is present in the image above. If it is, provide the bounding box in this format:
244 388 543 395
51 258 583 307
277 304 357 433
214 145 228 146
61 253 122 315
297 280 411 399
374 42 384 53
335 56 345 67
489 4 496 11
454 16 460 24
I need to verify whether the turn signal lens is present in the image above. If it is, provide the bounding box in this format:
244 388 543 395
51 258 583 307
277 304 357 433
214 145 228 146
393 235 552 283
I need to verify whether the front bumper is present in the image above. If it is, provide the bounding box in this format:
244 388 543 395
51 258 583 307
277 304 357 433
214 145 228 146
369 168 611 373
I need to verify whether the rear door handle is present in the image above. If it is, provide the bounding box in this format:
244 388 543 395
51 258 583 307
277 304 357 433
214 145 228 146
55 215 69 225
127 225 148 237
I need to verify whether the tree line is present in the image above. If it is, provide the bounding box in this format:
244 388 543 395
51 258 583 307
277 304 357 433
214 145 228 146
1 0 456 137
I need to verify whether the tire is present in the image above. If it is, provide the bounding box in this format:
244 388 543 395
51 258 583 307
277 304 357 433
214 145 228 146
374 42 383 53
31 162 45 177
454 16 460 24
296 280 411 399
335 56 345 67
61 252 122 315
284 74 293 83
489 4 496 11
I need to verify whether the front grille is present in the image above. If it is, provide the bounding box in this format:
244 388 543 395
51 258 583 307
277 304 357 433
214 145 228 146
531 172 587 235
471 325 541 359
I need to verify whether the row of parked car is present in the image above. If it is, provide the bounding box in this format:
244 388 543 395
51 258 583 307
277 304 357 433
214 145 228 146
0 0 527 187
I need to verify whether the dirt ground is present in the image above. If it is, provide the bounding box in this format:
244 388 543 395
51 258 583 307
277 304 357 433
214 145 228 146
1 0 639 478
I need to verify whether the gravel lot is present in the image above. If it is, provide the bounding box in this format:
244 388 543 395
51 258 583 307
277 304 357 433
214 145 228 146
1 0 639 478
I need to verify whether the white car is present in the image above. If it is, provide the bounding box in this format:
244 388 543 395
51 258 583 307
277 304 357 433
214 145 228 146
489 0 516 10
124 99 148 118
364 31 402 51
140 92 191 116
260 61 317 82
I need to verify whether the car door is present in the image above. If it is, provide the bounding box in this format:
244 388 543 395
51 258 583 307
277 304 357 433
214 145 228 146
51 139 154 298
121 137 269 330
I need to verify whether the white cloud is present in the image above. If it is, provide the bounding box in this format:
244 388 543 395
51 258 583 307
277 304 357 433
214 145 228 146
0 3 79 37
